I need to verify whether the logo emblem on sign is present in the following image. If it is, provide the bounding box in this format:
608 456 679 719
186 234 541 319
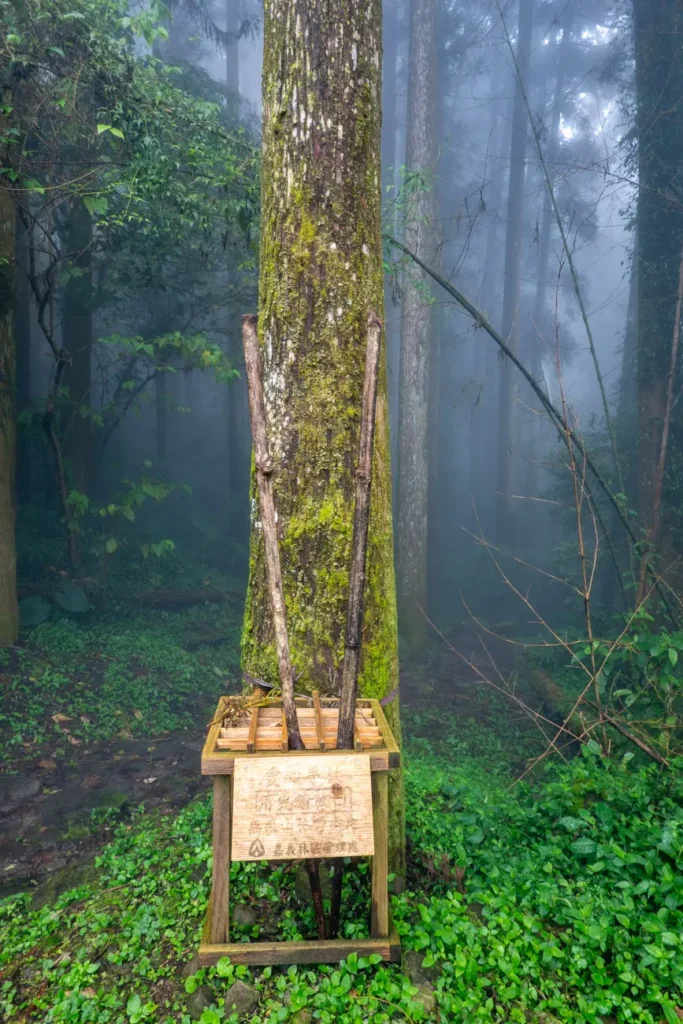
249 837 265 858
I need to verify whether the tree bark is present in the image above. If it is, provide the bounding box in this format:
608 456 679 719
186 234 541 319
62 198 93 494
243 0 404 874
495 0 534 546
0 186 19 645
14 204 32 504
396 0 438 639
634 0 683 572
524 1 574 508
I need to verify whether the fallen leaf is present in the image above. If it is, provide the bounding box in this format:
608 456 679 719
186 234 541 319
80 715 91 724
38 759 57 770
143 777 157 784
133 710 143 721
66 734 81 745
4 863 16 871
81 988 96 999
52 713 72 723
147 745 156 752
82 775 101 788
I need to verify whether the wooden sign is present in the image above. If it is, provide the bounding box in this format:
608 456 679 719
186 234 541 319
231 754 374 861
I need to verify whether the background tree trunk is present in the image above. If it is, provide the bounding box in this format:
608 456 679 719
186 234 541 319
396 0 438 639
243 0 404 873
62 198 93 494
523 1 574 512
14 205 32 504
0 187 19 645
634 0 683 572
495 0 534 546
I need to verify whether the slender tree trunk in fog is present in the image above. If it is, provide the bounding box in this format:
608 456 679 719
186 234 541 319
397 0 437 638
634 0 683 575
225 0 250 517
62 199 92 494
0 186 19 645
15 206 32 504
473 61 506 521
496 0 534 546
382 0 400 482
618 229 639 504
523 1 574 511
243 0 404 872
156 372 168 474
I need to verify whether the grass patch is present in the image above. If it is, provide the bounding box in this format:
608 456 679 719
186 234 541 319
1 712 682 1023
0 605 241 768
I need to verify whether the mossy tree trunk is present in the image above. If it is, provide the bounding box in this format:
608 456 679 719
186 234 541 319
396 0 438 641
0 185 19 646
634 0 683 567
242 0 404 873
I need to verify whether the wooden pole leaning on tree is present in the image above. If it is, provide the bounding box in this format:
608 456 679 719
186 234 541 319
329 314 383 939
241 314 304 752
338 313 383 748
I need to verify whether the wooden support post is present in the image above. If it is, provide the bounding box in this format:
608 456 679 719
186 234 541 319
242 314 303 751
280 709 288 752
313 690 326 751
247 706 259 754
211 776 232 944
371 771 389 938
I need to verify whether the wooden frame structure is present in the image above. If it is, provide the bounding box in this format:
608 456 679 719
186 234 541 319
199 696 401 966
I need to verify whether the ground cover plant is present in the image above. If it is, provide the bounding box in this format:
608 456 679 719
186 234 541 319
0 603 242 769
1 702 682 1024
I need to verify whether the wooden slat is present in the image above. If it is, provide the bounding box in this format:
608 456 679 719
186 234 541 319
371 770 389 938
247 707 260 753
211 776 231 943
198 935 393 967
203 697 229 761
313 690 326 751
203 748 391 774
371 699 400 768
353 722 363 752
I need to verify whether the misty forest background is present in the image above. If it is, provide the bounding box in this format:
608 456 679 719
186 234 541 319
1 0 683 1022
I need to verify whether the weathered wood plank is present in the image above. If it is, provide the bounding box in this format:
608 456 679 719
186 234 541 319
371 699 400 768
231 754 374 861
371 770 389 938
202 748 391 774
202 696 229 761
198 936 393 967
211 776 231 943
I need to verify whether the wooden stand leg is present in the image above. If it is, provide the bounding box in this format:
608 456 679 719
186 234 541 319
371 771 389 938
211 776 232 943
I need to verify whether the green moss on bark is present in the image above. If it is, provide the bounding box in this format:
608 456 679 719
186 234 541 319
242 0 404 872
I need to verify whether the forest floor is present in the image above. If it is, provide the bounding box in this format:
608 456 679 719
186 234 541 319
1 609 682 1023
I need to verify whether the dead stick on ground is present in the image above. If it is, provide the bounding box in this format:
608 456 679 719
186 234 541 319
330 313 383 938
241 314 303 752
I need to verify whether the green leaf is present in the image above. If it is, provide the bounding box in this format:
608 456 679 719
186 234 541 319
668 647 678 667
126 994 141 1016
97 124 112 135
570 838 597 857
105 537 118 554
661 1002 680 1024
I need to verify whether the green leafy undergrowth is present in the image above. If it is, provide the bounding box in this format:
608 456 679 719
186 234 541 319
1 734 682 1023
0 606 241 767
